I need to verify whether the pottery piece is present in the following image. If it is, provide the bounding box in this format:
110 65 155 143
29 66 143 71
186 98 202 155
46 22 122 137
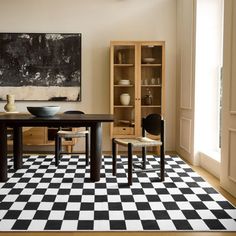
120 93 130 105
4 94 16 112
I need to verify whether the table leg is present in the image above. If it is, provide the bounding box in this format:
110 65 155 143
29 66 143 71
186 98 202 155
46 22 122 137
0 123 8 182
13 126 23 170
90 122 102 182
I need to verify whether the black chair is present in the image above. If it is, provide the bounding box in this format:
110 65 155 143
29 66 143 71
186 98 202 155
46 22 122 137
55 110 89 166
112 113 165 185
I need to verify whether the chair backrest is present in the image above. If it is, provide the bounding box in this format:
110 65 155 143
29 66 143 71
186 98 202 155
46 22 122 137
63 110 88 130
64 110 84 115
142 113 163 136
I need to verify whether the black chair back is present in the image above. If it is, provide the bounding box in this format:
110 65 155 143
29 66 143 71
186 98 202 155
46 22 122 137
64 110 84 115
142 113 162 136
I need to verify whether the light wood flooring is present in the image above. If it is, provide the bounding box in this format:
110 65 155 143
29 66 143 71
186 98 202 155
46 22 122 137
0 153 235 236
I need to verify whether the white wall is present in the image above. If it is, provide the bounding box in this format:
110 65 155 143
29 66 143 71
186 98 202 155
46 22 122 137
176 0 196 164
0 0 177 151
220 0 236 197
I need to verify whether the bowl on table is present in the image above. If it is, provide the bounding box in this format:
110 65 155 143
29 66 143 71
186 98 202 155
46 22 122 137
27 106 60 117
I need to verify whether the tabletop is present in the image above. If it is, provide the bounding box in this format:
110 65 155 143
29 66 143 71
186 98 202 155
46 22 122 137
0 113 114 126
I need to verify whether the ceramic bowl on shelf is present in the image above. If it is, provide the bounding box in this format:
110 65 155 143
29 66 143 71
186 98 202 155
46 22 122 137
27 106 60 117
143 57 155 63
118 79 130 85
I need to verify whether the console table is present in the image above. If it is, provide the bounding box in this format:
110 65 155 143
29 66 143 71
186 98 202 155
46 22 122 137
0 113 114 182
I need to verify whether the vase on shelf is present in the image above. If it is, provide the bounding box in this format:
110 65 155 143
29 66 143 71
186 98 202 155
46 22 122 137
120 93 130 105
117 51 122 64
144 89 153 105
4 94 16 112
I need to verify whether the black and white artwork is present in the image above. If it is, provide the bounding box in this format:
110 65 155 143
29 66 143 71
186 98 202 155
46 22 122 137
0 33 81 101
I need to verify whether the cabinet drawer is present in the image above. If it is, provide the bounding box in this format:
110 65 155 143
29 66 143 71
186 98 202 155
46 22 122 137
23 127 46 145
114 127 134 135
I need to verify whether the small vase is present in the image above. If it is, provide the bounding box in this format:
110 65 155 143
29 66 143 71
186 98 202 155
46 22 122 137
120 93 130 105
144 89 153 105
144 94 152 105
4 94 16 112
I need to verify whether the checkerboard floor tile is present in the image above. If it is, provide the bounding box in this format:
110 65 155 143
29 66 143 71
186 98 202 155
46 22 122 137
0 154 235 231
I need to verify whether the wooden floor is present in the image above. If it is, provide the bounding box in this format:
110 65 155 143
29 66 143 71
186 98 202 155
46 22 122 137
0 154 235 236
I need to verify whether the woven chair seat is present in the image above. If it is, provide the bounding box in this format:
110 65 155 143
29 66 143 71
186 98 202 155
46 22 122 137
114 137 162 147
57 130 89 138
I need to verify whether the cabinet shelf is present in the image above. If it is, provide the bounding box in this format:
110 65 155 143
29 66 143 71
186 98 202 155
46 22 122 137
141 105 161 108
114 105 134 108
141 85 161 87
114 64 134 67
117 120 135 126
141 64 162 67
114 85 134 87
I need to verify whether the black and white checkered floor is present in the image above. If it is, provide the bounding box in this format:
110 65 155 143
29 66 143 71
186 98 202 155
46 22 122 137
0 154 235 231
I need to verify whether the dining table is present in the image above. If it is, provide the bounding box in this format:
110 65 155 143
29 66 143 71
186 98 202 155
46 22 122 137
0 113 114 182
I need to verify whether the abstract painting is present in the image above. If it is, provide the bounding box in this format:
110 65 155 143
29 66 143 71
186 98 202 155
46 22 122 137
0 33 81 101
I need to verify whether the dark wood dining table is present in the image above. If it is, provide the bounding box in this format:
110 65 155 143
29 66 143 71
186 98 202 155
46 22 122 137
0 113 114 182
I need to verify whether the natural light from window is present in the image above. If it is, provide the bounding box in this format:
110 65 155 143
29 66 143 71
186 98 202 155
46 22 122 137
194 0 224 162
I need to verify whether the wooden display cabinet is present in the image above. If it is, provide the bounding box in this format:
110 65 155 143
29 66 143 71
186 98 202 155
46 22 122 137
110 41 165 139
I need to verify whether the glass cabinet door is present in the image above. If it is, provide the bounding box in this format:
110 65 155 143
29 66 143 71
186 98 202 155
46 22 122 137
112 44 136 136
140 44 163 119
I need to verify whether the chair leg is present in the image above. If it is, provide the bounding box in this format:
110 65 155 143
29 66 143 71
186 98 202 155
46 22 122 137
160 145 165 181
55 135 61 166
128 143 133 186
112 138 117 176
66 145 72 153
142 146 146 169
85 133 89 166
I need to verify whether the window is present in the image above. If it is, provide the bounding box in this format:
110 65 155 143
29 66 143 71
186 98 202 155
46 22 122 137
194 0 224 161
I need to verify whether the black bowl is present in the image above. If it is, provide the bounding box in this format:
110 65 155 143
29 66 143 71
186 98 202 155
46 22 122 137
27 106 60 117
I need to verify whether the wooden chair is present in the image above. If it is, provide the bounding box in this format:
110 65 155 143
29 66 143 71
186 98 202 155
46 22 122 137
55 110 89 166
112 113 165 185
